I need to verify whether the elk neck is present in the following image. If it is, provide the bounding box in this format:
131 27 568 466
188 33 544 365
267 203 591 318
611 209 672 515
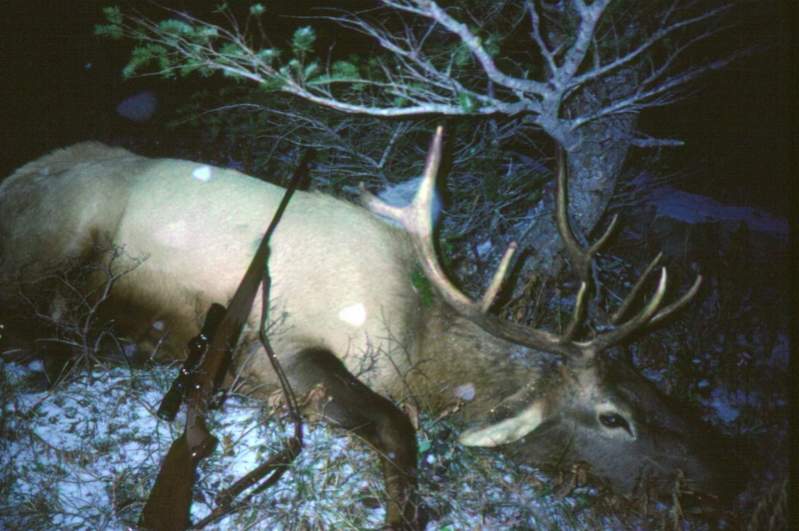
406 300 561 423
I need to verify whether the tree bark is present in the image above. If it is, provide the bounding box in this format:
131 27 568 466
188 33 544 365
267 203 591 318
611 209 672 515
518 71 638 280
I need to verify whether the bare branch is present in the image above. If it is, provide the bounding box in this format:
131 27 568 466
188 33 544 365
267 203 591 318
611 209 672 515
568 48 741 130
571 3 733 90
384 0 547 96
559 0 611 81
526 0 558 77
118 0 742 145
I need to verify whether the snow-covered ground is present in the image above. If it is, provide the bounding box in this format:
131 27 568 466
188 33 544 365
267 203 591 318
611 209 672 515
2 359 625 530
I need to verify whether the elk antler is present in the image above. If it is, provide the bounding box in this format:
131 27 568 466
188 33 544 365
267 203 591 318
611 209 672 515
555 146 619 285
362 127 517 317
362 127 702 364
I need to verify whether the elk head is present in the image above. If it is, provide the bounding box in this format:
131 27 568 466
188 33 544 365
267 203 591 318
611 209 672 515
363 127 741 504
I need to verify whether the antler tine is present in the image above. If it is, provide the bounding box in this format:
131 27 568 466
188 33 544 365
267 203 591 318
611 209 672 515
585 267 669 352
361 126 515 318
650 274 702 326
588 214 619 256
610 252 664 324
555 147 618 283
562 281 589 342
610 252 701 327
481 242 518 313
585 267 700 355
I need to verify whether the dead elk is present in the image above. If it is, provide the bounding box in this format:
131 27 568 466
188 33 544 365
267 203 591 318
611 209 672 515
0 129 743 527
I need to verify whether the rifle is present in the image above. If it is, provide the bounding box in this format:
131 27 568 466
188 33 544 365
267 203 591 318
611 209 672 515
141 154 310 530
156 303 226 422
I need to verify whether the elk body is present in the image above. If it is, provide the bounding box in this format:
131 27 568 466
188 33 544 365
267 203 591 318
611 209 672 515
0 131 737 527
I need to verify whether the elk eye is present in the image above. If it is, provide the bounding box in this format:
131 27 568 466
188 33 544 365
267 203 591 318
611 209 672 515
599 412 630 432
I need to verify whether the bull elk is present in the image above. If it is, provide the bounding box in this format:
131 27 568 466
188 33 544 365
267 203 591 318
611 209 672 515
0 128 740 528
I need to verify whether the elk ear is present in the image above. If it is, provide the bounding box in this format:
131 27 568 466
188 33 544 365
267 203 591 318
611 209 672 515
458 401 545 447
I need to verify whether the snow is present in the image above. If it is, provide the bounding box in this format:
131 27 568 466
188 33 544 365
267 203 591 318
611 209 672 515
1 359 626 530
476 239 493 258
707 387 741 423
374 176 441 226
636 178 788 237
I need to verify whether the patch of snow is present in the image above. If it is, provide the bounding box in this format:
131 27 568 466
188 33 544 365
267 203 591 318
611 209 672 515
642 367 666 384
639 180 788 237
476 239 493 258
192 165 213 182
373 176 441 227
453 382 476 401
337 302 367 327
707 387 740 423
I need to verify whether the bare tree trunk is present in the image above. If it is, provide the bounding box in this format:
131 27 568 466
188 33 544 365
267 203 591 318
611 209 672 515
520 71 638 279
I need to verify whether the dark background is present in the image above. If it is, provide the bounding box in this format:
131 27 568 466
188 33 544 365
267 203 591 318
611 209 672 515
0 1 793 218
